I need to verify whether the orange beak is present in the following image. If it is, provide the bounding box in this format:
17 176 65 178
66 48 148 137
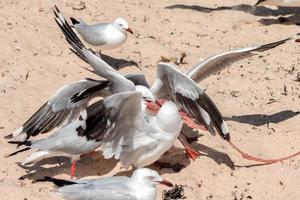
126 27 133 34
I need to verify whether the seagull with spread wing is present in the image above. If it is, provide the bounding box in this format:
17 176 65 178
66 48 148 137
8 91 182 179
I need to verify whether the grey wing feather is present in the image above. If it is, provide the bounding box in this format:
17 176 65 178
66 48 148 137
13 79 107 141
74 23 108 46
152 62 229 139
187 36 294 83
59 180 137 200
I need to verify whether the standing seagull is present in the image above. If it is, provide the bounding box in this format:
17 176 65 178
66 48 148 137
255 0 300 6
55 5 134 50
37 168 173 200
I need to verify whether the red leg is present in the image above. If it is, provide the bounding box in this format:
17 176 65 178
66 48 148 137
184 146 201 161
70 160 77 179
178 133 201 161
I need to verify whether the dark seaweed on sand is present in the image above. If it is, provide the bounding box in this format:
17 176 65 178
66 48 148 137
162 185 187 200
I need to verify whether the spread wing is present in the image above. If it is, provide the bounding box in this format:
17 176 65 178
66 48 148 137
187 36 295 83
151 62 229 140
11 79 108 141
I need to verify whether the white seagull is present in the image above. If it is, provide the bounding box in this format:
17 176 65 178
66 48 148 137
255 0 300 6
37 168 173 200
54 6 133 51
8 91 182 178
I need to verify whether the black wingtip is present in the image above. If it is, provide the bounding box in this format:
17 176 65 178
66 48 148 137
36 176 76 187
4 134 13 139
70 17 80 25
254 0 266 6
5 147 31 158
8 140 32 147
223 134 230 141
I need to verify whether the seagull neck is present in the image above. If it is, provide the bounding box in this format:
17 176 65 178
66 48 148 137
155 103 183 133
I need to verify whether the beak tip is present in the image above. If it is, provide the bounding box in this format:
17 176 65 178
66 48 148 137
126 28 133 34
160 179 173 187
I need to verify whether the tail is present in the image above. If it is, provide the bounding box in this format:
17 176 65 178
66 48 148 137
21 150 51 165
36 176 76 187
4 133 13 139
70 17 80 25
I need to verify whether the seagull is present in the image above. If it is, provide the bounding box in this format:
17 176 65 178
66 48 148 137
37 168 173 200
255 0 300 7
8 91 183 178
52 6 133 50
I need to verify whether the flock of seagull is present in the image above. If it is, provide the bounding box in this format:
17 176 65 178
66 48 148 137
5 4 300 200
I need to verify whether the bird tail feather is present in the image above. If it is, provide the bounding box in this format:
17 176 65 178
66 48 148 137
36 176 76 187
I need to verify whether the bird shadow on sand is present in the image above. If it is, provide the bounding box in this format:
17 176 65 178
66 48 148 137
17 153 119 181
224 110 299 126
165 4 300 25
100 53 140 70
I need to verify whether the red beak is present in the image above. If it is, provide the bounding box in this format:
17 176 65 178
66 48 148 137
158 179 173 187
126 27 133 34
295 38 300 43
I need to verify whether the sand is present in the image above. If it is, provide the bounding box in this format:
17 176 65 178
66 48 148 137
0 0 299 199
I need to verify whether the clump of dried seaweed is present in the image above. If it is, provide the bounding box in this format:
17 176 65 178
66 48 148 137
162 185 186 200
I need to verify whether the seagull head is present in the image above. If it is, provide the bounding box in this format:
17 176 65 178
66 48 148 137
132 168 173 187
113 17 133 34
135 85 155 102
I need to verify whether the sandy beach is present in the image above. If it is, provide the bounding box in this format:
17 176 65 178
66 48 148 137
0 0 299 199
